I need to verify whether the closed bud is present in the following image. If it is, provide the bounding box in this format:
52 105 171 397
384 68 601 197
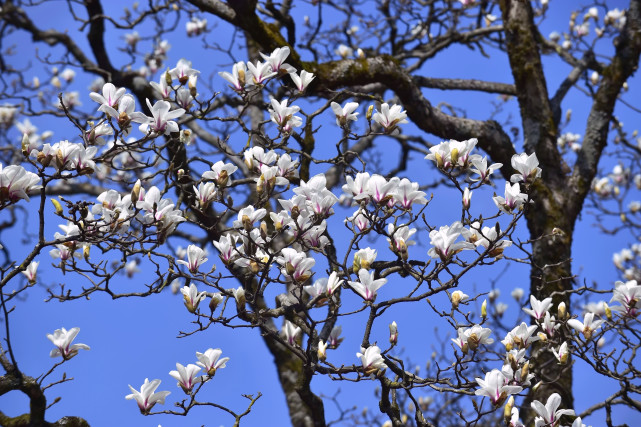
389 321 398 344
604 302 612 320
83 244 91 261
481 299 487 319
21 133 30 156
366 105 374 121
51 198 63 216
558 302 567 320
164 69 172 86
260 221 268 239
504 396 514 424
131 179 142 202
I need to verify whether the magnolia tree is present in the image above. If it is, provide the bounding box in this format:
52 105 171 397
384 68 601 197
0 0 640 426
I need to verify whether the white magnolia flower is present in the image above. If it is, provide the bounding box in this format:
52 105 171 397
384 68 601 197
177 245 208 274
21 260 39 284
47 327 90 359
219 61 247 92
169 59 200 84
531 393 574 425
282 320 302 346
357 345 386 375
552 342 569 364
428 222 475 260
510 152 541 183
169 363 203 393
567 312 604 340
89 82 126 110
474 369 522 406
493 182 529 214
180 283 207 313
196 348 229 376
125 378 170 415
290 70 315 92
610 280 641 317
331 101 359 127
348 268 387 301
523 295 553 321
131 99 185 135
372 103 408 133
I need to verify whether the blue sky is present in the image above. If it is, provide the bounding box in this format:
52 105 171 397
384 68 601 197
0 1 638 426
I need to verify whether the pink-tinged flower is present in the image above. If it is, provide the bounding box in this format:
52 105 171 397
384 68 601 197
474 369 522 406
150 74 172 99
372 103 408 133
348 268 387 302
509 406 524 427
0 164 41 203
567 312 604 340
327 325 343 349
233 206 267 230
276 248 315 283
89 82 126 110
389 321 398 344
510 152 541 184
260 46 295 74
169 59 200 85
186 17 207 36
247 60 277 85
290 70 315 92
269 99 302 132
610 279 641 317
451 324 493 353
125 378 170 415
326 271 343 296
219 61 247 92
531 393 574 425
100 94 136 135
428 221 475 260
523 295 553 321
331 101 359 127
470 156 502 182
502 322 540 350
131 99 185 135
493 182 529 214
180 283 207 313
393 178 427 209
552 342 569 364
353 248 377 271
213 234 238 265
169 363 203 394
47 327 90 359
196 348 229 376
357 345 386 375
282 320 301 346
177 245 208 274
21 260 39 284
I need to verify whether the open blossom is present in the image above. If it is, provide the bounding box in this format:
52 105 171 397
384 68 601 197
387 224 417 257
180 283 207 313
219 61 247 91
531 393 574 425
269 98 302 132
372 103 408 133
610 279 641 317
428 222 474 260
213 234 238 265
233 205 267 230
177 245 208 274
21 260 39 284
131 99 185 135
170 59 200 85
89 82 126 111
353 247 377 271
474 369 522 406
327 325 343 348
247 60 277 85
290 70 315 92
357 345 386 375
202 161 238 187
523 295 553 321
260 46 294 74
470 156 502 182
169 363 203 394
452 324 493 353
47 327 90 359
510 152 541 184
282 320 301 346
450 290 469 308
196 348 229 376
126 378 170 415
331 101 359 127
393 178 427 209
0 164 41 203
552 342 569 364
493 182 529 214
186 17 207 36
567 312 604 340
348 268 387 301
502 322 540 350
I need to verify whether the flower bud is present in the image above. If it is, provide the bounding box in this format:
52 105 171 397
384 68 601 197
558 301 567 320
317 340 328 362
504 396 514 424
209 292 223 312
481 299 487 319
366 105 374 121
604 302 612 321
389 321 398 344
83 244 91 261
164 69 173 86
51 198 63 216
